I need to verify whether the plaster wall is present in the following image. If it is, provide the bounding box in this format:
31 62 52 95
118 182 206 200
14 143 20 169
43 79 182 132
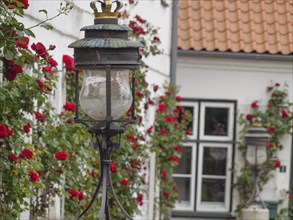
176 55 293 216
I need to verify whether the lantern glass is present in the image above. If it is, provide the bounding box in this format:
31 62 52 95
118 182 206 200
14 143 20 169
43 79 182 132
79 69 132 120
246 145 267 165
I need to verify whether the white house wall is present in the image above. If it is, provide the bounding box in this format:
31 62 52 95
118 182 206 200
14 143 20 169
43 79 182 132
176 55 293 215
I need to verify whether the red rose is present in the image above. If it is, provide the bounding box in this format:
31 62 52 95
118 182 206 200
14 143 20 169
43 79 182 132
23 123 31 133
135 15 146 23
267 127 275 134
49 45 56 50
28 170 39 183
62 55 75 71
19 148 34 159
67 118 74 123
136 92 143 98
136 193 143 206
173 108 180 114
5 0 29 9
267 104 273 109
37 170 43 176
121 178 129 186
42 66 53 75
185 130 192 135
153 36 161 43
15 36 29 49
246 114 253 121
160 129 168 134
48 57 58 67
176 96 182 102
36 79 45 91
148 99 155 105
251 102 258 109
63 102 76 112
268 142 273 148
157 104 166 112
131 159 141 170
173 145 181 153
8 154 19 163
69 189 79 197
147 126 153 134
168 156 179 163
267 86 274 91
35 112 46 122
31 42 48 58
126 134 136 142
4 60 23 81
153 85 159 92
165 116 177 122
79 192 85 201
281 109 288 119
55 151 68 161
274 160 281 168
163 192 170 198
275 83 280 87
160 169 167 180
0 124 9 139
110 161 118 173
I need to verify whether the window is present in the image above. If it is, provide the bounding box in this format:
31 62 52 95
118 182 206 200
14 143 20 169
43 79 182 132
173 100 236 214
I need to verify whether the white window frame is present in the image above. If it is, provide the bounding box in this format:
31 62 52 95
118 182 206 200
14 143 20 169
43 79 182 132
180 101 198 140
199 102 234 141
173 142 196 211
196 143 232 212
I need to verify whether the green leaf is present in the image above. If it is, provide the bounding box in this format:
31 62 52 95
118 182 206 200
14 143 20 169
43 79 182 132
4 50 14 60
24 29 36 38
39 9 48 15
41 24 54 30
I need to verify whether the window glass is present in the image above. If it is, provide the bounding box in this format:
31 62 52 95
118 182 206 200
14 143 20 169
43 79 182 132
174 177 191 202
204 107 229 136
202 147 227 176
176 147 192 174
201 178 225 202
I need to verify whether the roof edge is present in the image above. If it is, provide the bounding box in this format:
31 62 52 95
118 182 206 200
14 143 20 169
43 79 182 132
178 50 293 62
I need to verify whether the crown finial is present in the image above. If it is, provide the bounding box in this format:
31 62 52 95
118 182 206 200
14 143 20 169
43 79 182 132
90 0 122 19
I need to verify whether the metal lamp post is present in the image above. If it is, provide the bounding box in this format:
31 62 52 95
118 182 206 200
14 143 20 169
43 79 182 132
68 0 143 219
244 119 270 208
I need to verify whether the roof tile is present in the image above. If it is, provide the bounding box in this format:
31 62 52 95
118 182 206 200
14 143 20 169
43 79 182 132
178 0 293 55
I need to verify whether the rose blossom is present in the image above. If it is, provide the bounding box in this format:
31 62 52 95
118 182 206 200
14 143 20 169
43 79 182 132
19 148 34 159
147 126 153 134
136 193 143 206
153 85 159 92
185 130 192 135
110 161 118 173
42 66 53 75
176 96 182 102
23 123 31 133
165 116 177 122
251 101 258 109
69 189 79 197
63 102 76 112
121 178 129 186
0 124 9 139
267 127 275 134
4 60 23 81
160 169 167 180
274 160 281 168
163 192 170 198
36 79 45 91
55 151 68 161
31 42 48 58
160 129 168 134
62 55 75 71
157 104 166 112
281 109 288 119
48 57 58 67
168 156 179 163
28 170 39 183
8 154 19 163
246 114 253 121
79 192 85 201
15 36 29 49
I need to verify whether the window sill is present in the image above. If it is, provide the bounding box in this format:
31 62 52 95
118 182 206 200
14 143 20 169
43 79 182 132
172 211 235 219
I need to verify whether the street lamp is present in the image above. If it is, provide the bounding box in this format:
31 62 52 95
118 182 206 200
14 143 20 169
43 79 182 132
68 0 143 219
244 119 270 208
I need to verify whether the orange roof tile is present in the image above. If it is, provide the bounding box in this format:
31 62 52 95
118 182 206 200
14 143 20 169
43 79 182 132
178 0 293 55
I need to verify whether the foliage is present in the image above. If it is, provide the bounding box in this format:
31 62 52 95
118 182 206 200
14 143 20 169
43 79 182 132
235 82 293 216
0 0 190 219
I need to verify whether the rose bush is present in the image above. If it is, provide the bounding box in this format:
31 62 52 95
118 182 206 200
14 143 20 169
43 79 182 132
235 82 293 215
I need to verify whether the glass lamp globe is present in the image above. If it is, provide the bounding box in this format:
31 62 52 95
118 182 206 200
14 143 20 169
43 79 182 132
246 145 267 165
79 69 132 120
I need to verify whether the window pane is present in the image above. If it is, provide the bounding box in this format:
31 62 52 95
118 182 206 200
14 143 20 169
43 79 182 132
204 107 229 136
201 178 225 202
175 147 192 174
174 177 191 202
203 147 227 175
179 106 194 135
